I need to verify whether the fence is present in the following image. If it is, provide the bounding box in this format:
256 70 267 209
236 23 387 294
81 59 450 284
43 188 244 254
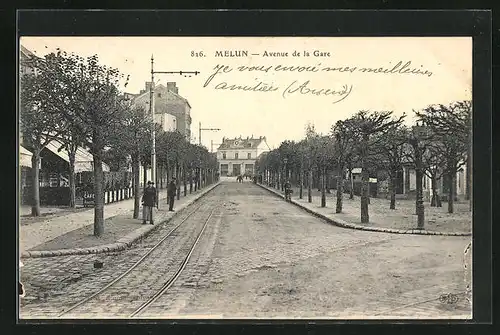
82 187 135 207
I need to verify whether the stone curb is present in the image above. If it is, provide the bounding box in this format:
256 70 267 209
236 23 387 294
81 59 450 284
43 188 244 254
21 182 221 259
257 183 471 237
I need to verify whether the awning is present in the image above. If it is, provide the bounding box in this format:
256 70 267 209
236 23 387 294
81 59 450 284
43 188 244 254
19 145 32 168
44 140 110 173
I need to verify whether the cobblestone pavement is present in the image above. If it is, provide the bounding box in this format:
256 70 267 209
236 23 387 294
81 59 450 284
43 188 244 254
19 193 220 319
19 180 471 319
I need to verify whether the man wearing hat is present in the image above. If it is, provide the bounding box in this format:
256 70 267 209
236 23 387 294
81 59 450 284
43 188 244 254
167 177 177 212
142 181 157 225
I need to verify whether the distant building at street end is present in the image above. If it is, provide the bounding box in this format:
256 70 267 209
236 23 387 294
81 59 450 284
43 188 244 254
217 136 270 176
133 82 191 138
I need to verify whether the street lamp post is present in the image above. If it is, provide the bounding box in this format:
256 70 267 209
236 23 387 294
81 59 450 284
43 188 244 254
149 55 199 187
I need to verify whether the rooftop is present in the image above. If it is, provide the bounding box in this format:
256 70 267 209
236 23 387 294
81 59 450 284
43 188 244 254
217 136 267 150
134 83 191 109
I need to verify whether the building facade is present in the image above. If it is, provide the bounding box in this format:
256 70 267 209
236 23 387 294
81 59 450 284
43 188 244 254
154 112 177 132
350 165 466 201
217 136 270 176
133 82 190 139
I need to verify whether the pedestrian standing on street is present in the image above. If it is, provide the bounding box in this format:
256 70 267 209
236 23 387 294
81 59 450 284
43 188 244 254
142 181 157 225
168 177 177 212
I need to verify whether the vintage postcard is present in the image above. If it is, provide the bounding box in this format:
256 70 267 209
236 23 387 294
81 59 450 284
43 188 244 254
18 36 472 319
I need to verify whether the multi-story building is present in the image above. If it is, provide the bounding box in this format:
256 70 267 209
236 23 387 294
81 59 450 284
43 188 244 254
133 82 191 138
217 136 270 176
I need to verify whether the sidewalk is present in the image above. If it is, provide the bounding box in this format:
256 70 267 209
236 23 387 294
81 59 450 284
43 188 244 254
258 183 471 236
20 183 219 257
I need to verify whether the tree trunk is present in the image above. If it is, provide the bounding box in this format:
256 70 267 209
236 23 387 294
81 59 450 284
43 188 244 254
326 171 331 194
336 173 343 213
183 164 187 196
415 151 425 229
198 168 201 190
321 167 326 207
360 165 370 223
30 151 41 217
360 138 370 224
390 173 396 210
349 168 354 199
194 168 198 192
317 169 321 192
92 153 105 237
142 161 147 189
67 150 76 208
299 167 303 199
132 155 140 219
189 168 193 194
448 171 455 214
308 169 313 203
159 164 163 189
176 162 181 200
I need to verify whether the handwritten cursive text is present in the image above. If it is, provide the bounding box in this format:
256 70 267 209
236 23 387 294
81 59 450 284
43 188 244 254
282 80 353 104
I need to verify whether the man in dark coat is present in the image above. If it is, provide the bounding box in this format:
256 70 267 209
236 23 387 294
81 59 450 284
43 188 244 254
167 177 177 212
142 181 157 225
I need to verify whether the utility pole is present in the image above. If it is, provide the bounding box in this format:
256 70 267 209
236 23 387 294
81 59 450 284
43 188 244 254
198 121 221 146
150 55 156 187
149 55 199 186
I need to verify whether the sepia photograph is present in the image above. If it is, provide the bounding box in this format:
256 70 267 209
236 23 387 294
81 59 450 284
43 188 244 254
18 35 473 319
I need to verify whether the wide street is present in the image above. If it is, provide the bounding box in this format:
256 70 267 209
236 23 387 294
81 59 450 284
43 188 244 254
20 179 471 319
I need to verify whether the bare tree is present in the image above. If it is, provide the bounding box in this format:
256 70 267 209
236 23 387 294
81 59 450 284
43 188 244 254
332 120 357 213
415 102 470 213
372 125 407 210
404 122 433 228
116 103 152 219
422 141 447 207
347 111 406 223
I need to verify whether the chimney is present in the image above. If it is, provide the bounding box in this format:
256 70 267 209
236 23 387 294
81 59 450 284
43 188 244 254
145 82 152 92
167 82 178 94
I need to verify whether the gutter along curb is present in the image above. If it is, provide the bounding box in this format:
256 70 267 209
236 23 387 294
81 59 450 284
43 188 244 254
257 183 471 237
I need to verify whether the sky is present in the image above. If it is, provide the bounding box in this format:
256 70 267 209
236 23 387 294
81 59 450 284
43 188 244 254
20 37 472 150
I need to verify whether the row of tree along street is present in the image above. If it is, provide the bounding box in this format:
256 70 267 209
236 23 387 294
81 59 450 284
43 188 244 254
255 102 472 229
20 50 218 236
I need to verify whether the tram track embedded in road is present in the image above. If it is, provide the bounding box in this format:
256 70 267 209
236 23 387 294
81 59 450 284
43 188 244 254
57 199 219 318
129 206 218 318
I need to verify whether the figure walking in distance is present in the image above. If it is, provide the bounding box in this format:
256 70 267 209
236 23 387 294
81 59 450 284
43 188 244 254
168 177 177 212
142 181 157 225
